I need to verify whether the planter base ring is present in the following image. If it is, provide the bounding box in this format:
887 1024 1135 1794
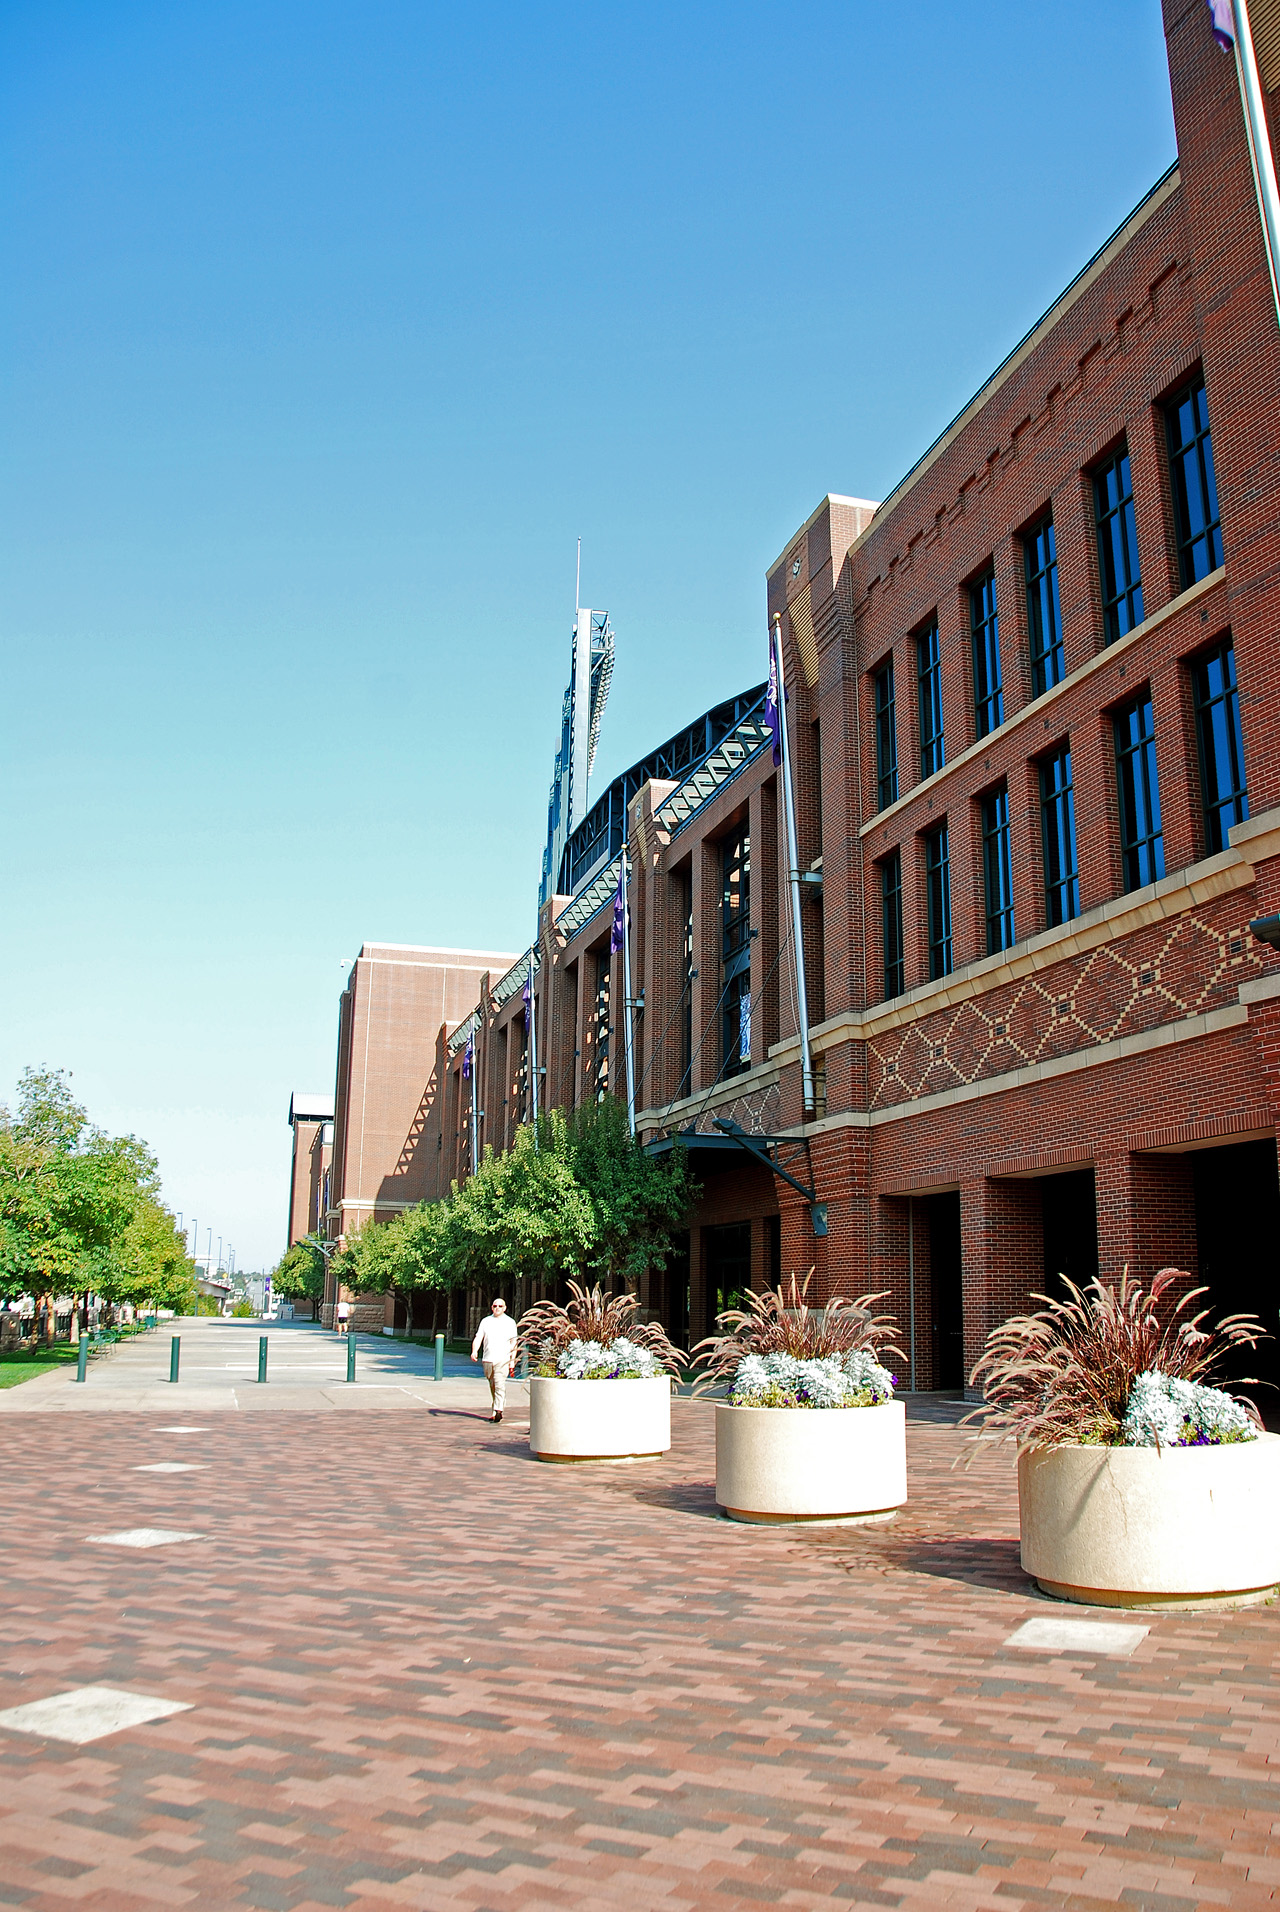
532 1451 663 1465
1035 1576 1279 1613
721 1506 899 1527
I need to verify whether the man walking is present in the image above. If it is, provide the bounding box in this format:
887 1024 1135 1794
471 1298 519 1423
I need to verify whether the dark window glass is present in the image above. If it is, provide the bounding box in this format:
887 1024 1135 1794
1167 377 1223 587
1194 639 1248 851
982 786 1015 953
721 827 751 1077
925 826 952 980
882 851 904 999
1114 695 1164 891
1040 748 1080 927
970 571 1003 737
1025 514 1064 697
592 952 610 1100
917 621 945 779
679 872 694 1097
1094 447 1144 643
874 661 898 809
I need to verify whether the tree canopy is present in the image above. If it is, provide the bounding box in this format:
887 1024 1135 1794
271 1235 328 1306
335 1096 694 1315
0 1067 196 1313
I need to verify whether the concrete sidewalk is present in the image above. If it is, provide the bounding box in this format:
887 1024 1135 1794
0 1316 526 1415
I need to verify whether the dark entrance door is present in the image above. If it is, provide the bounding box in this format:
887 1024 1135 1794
1191 1138 1280 1408
1041 1168 1099 1296
661 1230 690 1350
924 1192 963 1389
704 1221 751 1338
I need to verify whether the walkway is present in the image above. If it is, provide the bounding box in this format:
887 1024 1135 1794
1 1396 1278 1908
0 1316 514 1414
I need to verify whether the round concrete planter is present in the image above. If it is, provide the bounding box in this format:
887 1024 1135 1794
1019 1432 1280 1609
528 1374 671 1462
715 1399 907 1524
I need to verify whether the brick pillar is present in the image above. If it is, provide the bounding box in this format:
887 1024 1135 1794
1096 1150 1197 1284
875 1196 914 1385
810 1127 871 1306
960 1177 1044 1398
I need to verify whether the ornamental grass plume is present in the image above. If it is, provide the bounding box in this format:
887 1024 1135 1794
516 1279 686 1378
966 1265 1266 1451
692 1271 905 1394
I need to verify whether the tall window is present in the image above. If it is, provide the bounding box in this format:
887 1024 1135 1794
970 570 1003 737
882 851 904 999
679 873 694 1097
1114 694 1164 891
1094 446 1143 643
982 786 1015 953
592 952 611 1100
1167 377 1223 586
1041 747 1079 927
721 827 751 1077
925 826 952 980
917 621 945 778
874 660 898 809
1194 638 1248 851
1025 514 1064 697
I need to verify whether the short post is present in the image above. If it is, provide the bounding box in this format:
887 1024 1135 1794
76 1337 88 1383
169 1336 181 1383
258 1335 268 1384
347 1333 356 1383
434 1333 444 1382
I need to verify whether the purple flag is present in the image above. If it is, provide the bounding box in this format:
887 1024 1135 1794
462 1036 473 1080
610 862 626 953
765 635 782 767
522 967 531 1027
1206 0 1234 45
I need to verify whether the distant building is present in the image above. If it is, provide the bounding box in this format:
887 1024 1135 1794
322 945 517 1328
286 1091 334 1248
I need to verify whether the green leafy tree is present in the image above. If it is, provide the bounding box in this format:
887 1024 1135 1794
335 1203 451 1336
563 1096 694 1289
441 1112 596 1291
0 1068 197 1325
272 1236 328 1318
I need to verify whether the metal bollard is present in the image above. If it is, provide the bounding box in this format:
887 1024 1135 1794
434 1333 444 1382
347 1333 356 1383
169 1336 181 1383
258 1335 268 1383
76 1337 88 1383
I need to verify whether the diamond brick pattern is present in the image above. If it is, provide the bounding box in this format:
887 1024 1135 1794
2 1403 1279 1909
871 901 1264 1109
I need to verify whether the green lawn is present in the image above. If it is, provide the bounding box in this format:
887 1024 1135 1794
0 1344 82 1390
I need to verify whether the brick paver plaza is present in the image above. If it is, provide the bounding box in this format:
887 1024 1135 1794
2 1327 1279 1910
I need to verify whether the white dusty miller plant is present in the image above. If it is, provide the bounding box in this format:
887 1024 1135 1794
728 1347 896 1410
555 1336 663 1381
1121 1368 1257 1447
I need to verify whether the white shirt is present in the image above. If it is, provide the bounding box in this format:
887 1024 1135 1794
472 1313 519 1365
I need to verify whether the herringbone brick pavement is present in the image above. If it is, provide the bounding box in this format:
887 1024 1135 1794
1 1399 1278 1910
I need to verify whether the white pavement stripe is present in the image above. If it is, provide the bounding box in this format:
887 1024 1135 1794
155 1426 211 1433
1006 1616 1149 1655
86 1529 205 1548
133 1462 206 1473
0 1686 192 1744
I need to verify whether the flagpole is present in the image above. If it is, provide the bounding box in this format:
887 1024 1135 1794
528 935 539 1134
773 614 815 1115
621 847 637 1137
469 1030 479 1172
1229 0 1280 331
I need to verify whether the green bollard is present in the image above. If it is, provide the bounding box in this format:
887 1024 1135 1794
169 1336 181 1383
347 1333 356 1383
258 1335 268 1383
76 1337 88 1383
434 1333 444 1382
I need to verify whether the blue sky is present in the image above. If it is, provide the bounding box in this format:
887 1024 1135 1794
1 0 1177 1270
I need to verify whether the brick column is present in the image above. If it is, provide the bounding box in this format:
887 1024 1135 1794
1096 1150 1197 1283
959 1177 1043 1397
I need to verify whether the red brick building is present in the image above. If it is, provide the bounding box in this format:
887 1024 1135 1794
285 1091 333 1249
325 0 1280 1382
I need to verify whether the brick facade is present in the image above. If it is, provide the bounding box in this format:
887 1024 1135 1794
318 1 1280 1383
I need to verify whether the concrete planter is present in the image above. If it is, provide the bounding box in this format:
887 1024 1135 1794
715 1399 907 1524
1019 1432 1280 1609
528 1374 671 1462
